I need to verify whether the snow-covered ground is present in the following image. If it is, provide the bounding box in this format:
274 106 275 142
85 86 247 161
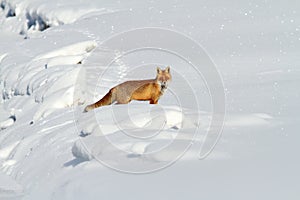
0 0 299 199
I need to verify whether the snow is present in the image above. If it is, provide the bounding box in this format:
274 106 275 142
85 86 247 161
0 0 300 199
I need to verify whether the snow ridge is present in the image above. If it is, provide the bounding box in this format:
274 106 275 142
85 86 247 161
0 0 112 35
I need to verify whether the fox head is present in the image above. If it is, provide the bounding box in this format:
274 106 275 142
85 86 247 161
156 66 172 90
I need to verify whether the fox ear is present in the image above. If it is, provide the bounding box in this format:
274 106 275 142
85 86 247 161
166 66 170 73
157 67 162 74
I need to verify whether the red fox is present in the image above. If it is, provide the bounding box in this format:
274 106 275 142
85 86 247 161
84 66 171 112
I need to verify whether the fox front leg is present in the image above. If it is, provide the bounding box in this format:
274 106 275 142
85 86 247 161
150 99 158 104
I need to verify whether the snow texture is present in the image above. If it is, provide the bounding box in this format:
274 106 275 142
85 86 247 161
0 0 299 199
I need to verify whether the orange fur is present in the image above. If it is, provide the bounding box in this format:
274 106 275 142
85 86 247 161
84 66 171 112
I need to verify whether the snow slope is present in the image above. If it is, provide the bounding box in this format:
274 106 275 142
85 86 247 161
0 0 299 199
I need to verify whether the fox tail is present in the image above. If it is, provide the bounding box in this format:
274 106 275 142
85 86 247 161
84 88 116 112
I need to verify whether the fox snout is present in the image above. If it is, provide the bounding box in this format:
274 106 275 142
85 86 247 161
159 79 170 90
160 81 168 88
161 83 167 90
